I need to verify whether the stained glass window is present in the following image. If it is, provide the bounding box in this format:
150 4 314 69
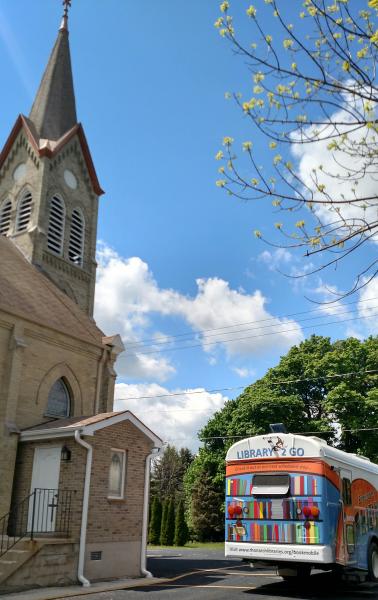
45 379 70 418
108 450 126 498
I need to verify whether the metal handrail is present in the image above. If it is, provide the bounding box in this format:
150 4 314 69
0 488 74 559
0 491 34 558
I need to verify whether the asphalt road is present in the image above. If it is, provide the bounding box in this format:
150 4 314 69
62 548 378 600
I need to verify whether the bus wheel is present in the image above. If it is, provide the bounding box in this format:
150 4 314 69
368 542 378 582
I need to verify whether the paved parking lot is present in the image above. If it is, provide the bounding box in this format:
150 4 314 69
55 548 378 600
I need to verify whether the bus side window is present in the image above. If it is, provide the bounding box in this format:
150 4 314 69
342 478 352 506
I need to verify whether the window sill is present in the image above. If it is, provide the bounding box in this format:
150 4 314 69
107 496 126 502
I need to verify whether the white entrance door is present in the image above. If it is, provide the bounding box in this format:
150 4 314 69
28 446 61 533
340 468 356 566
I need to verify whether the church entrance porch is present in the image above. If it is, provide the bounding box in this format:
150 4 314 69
0 411 162 592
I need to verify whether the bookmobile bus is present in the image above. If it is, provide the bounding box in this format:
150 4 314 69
225 432 378 581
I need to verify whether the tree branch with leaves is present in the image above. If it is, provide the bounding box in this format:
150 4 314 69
215 0 378 297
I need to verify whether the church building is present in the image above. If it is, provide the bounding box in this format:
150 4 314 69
0 3 162 591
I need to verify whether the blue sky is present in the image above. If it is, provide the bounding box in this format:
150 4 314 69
1 1 376 449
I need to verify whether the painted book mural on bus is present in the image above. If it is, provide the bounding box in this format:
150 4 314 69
225 470 337 547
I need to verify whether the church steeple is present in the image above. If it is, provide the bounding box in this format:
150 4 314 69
29 1 77 141
0 1 104 317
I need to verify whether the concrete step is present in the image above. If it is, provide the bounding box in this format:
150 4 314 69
0 536 76 585
0 541 40 585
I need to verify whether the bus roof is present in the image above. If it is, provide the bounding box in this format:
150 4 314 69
226 433 378 475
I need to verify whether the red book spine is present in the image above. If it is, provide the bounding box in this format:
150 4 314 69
274 524 279 542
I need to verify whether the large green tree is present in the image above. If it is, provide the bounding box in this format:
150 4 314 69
188 468 225 542
148 496 162 545
174 500 189 546
186 335 378 540
215 0 378 295
160 500 169 545
160 499 175 546
151 445 194 503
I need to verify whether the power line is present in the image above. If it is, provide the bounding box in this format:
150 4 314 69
127 302 378 351
126 296 378 350
125 312 378 355
116 369 378 403
162 426 378 444
197 426 378 443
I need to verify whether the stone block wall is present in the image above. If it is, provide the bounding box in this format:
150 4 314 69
0 307 104 516
3 542 79 591
0 128 99 316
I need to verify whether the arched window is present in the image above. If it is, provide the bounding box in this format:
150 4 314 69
47 195 65 256
45 378 71 418
0 199 12 235
108 450 126 499
68 208 85 266
16 191 33 233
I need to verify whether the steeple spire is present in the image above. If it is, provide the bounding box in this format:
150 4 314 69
29 1 77 141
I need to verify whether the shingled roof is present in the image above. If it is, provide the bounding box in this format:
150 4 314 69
20 410 164 446
0 236 104 346
29 20 77 141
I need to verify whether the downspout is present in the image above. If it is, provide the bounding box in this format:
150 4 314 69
94 347 107 414
140 447 161 578
74 430 93 587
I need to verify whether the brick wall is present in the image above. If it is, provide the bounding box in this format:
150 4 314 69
87 419 154 543
12 419 155 545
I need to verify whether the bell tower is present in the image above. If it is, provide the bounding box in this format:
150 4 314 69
0 1 103 316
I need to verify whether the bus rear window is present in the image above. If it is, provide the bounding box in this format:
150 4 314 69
252 473 290 496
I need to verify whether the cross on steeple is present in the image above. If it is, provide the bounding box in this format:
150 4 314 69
63 0 72 17
60 0 72 31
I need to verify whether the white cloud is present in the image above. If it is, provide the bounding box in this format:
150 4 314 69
292 104 377 243
176 278 303 357
116 352 176 383
311 281 346 316
114 383 228 451
232 367 256 378
358 277 378 335
258 249 292 271
308 276 378 337
94 244 178 381
94 243 303 380
344 327 365 341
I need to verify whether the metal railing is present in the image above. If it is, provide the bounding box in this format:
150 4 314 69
0 488 74 558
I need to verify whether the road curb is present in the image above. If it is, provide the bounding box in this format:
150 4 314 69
0 576 169 600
